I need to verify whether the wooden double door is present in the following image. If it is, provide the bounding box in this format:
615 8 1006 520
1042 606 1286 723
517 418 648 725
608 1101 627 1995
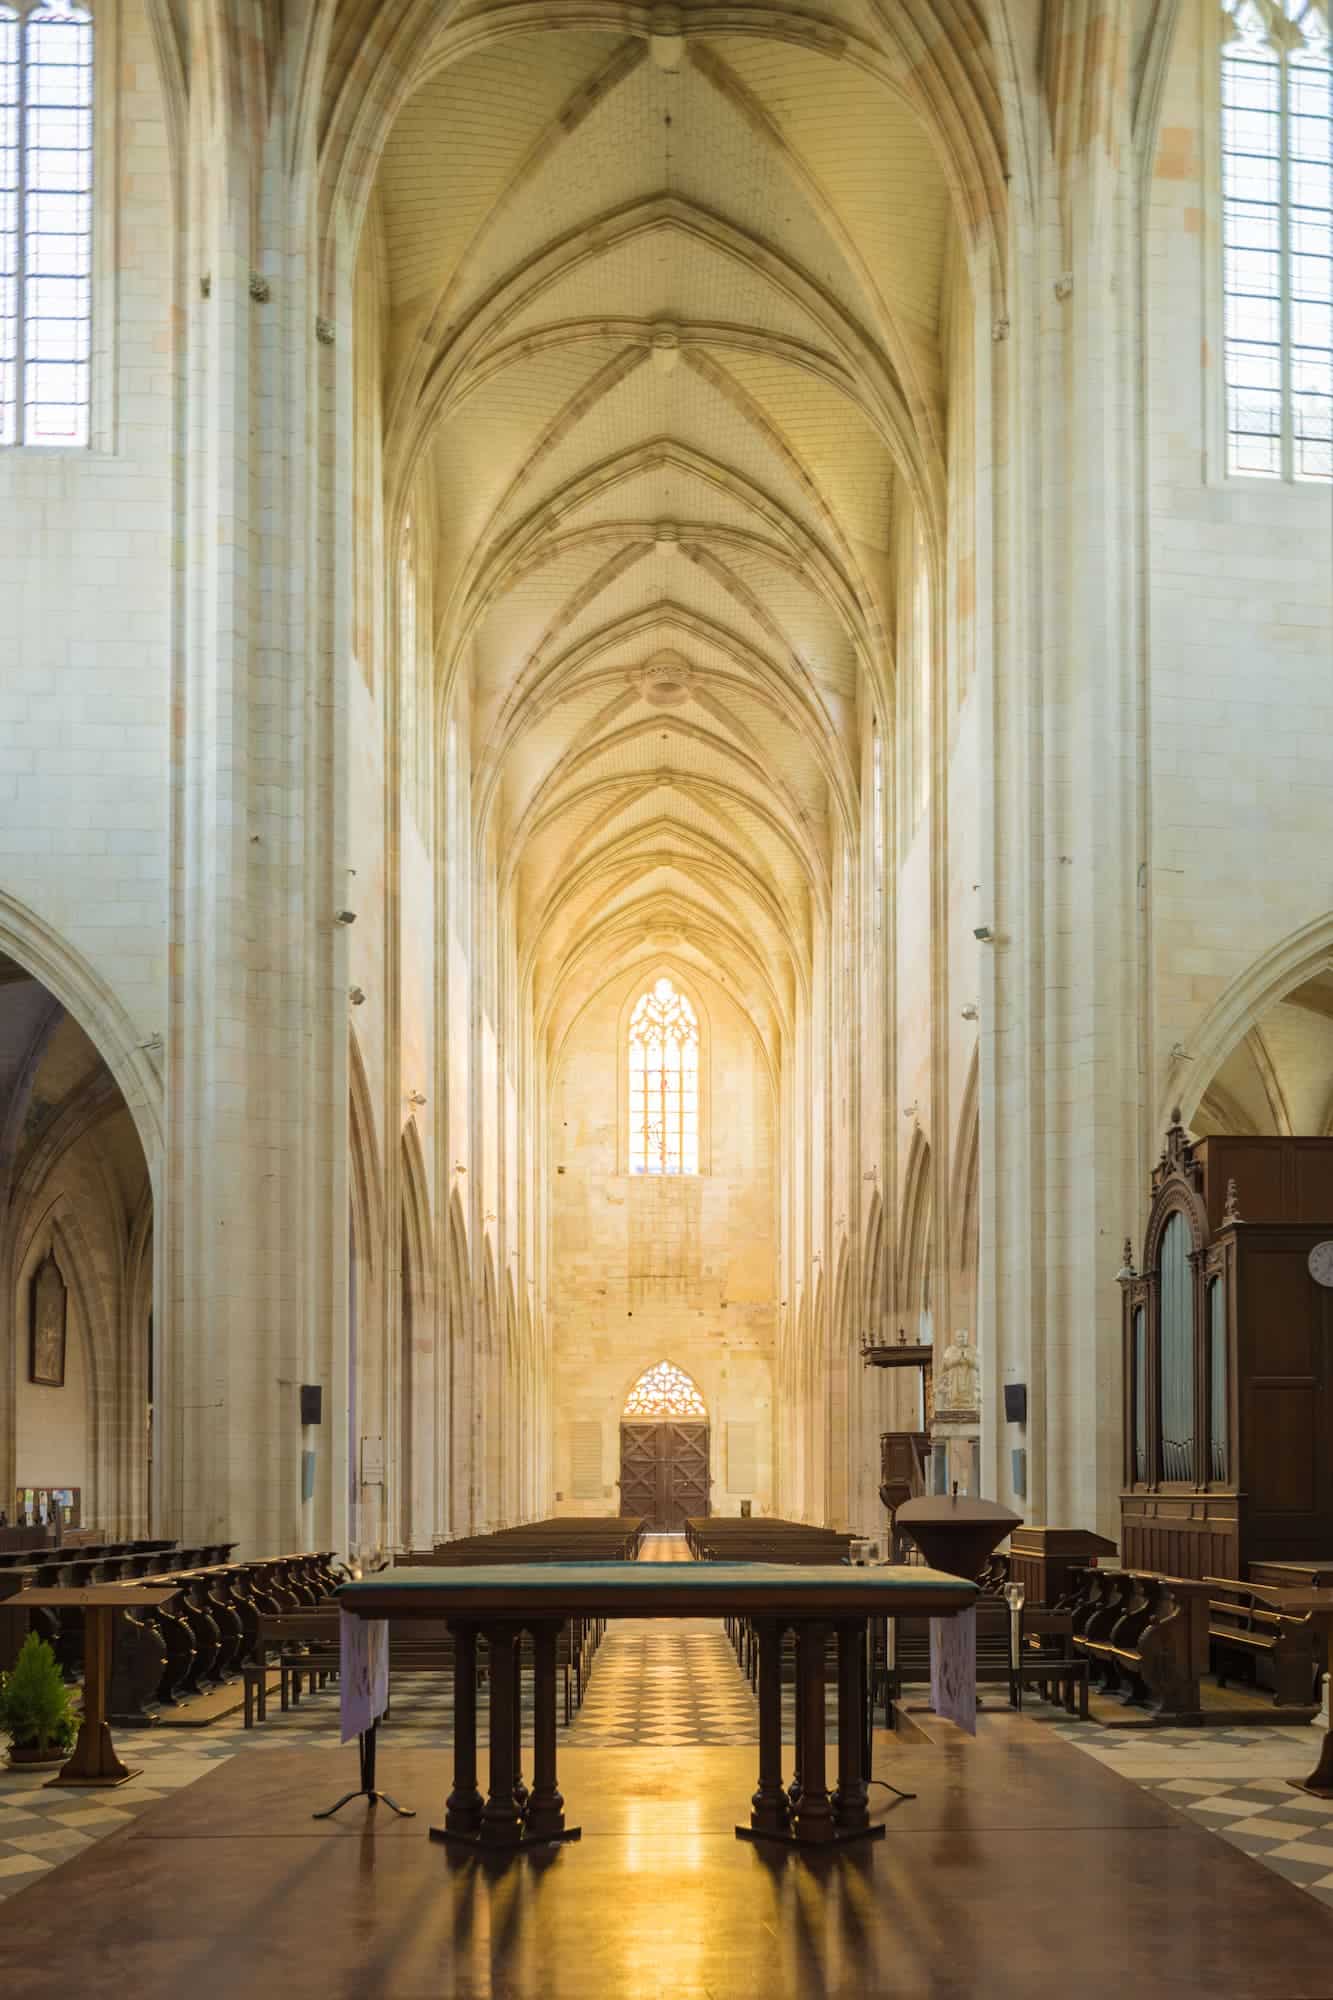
619 1422 710 1529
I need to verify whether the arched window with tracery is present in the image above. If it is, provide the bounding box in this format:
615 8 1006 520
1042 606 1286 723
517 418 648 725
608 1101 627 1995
1 3 95 447
1220 0 1331 480
627 975 699 1175
623 1360 707 1420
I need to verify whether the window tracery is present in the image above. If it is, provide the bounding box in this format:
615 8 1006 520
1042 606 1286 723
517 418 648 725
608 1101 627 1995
627 975 699 1176
622 1360 707 1420
1221 0 1331 479
0 3 93 447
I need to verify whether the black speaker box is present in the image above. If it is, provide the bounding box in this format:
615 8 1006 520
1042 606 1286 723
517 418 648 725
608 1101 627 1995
300 1384 322 1426
1003 1382 1027 1425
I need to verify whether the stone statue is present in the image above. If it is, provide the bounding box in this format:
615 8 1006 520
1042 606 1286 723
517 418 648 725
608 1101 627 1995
936 1328 980 1417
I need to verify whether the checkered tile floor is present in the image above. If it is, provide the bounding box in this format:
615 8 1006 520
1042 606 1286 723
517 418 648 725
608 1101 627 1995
0 1673 546 1901
8 1565 1333 1923
567 1620 758 1746
1039 1708 1333 1910
1134 1775 1333 1904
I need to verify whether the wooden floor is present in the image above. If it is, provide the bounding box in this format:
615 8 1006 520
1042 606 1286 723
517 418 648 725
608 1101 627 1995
6 1714 1333 1999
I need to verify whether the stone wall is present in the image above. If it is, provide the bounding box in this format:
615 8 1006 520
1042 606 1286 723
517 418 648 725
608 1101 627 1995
548 967 777 1516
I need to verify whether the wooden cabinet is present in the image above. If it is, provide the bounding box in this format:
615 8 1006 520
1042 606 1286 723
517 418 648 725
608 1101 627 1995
1120 1118 1333 1579
1007 1527 1117 1607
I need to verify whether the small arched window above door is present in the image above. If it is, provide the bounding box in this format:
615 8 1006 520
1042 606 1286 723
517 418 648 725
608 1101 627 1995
627 975 699 1175
623 1360 707 1421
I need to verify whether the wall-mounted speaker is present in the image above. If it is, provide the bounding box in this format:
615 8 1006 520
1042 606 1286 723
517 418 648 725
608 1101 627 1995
1011 1447 1027 1498
300 1384 322 1426
1004 1382 1027 1425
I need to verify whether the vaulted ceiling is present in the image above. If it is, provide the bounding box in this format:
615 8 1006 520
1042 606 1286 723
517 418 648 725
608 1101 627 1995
364 17 976 1057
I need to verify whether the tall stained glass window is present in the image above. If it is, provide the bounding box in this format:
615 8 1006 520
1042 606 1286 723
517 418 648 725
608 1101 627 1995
628 976 699 1175
1221 1 1331 479
0 4 94 448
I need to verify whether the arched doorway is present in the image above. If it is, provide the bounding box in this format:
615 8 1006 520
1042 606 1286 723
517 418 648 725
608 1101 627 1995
618 1361 710 1529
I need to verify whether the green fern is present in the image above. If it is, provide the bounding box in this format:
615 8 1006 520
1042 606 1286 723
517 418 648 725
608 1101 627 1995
0 1632 76 1753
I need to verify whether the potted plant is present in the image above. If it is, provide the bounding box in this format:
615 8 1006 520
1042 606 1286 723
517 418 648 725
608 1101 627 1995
0 1631 76 1768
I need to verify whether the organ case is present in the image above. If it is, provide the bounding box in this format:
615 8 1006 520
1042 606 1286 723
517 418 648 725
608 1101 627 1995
1119 1120 1333 1580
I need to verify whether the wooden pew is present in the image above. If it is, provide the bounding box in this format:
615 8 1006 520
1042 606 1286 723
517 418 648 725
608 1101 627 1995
1057 1563 1322 1718
686 1517 855 1565
1204 1577 1320 1706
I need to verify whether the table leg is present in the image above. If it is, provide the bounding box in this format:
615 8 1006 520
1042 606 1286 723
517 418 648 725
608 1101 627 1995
525 1621 579 1843
440 1622 483 1836
788 1627 803 1812
512 1632 529 1811
833 1620 870 1834
791 1622 834 1845
480 1622 524 1847
49 1609 138 1788
741 1617 789 1839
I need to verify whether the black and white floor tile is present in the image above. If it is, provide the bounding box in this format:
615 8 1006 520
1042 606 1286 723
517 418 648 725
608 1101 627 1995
1136 1774 1333 1908
7 1569 1333 1923
565 1620 758 1747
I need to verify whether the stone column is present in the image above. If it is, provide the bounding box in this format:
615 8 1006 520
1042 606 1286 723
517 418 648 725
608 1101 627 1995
981 1 1143 1538
163 12 348 1559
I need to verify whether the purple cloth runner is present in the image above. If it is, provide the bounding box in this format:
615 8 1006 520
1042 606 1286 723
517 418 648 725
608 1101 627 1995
339 1607 389 1743
929 1603 977 1735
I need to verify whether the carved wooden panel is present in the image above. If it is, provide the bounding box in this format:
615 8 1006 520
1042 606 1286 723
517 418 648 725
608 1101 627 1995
618 1424 661 1521
618 1422 710 1528
664 1423 709 1526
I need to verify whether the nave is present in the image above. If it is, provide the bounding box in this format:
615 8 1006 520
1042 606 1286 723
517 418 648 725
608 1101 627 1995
3 1623 1333 1999
2 0 1332 1993
6 1527 1333 1997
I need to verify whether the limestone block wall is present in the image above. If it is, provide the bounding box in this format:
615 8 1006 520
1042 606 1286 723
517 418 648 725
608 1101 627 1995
547 968 776 1516
1146 5 1333 1118
0 2 173 1052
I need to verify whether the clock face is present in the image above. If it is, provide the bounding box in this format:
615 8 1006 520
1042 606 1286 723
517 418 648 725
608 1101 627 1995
1309 1241 1333 1290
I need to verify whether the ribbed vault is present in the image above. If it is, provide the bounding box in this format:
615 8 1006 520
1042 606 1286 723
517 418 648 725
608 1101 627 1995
346 11 989 1052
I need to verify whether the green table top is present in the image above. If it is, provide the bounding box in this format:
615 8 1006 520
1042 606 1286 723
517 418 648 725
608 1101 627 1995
338 1561 978 1620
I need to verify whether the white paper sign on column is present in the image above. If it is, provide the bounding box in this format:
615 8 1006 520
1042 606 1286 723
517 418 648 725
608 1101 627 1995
340 1609 389 1743
929 1604 977 1736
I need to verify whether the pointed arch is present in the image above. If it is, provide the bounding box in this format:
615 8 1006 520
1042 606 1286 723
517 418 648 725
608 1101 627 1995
0 891 163 1165
950 1049 980 1339
862 1187 886 1340
14 1204 112 1534
622 1359 708 1421
398 1120 434 1549
899 1128 934 1340
617 966 707 1177
1167 917 1333 1129
347 1031 384 1286
444 1185 471 1534
503 1266 521 1526
831 1237 850 1359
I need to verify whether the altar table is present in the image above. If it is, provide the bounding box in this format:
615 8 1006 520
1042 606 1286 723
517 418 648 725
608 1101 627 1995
17 1585 181 1787
338 1561 977 1852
